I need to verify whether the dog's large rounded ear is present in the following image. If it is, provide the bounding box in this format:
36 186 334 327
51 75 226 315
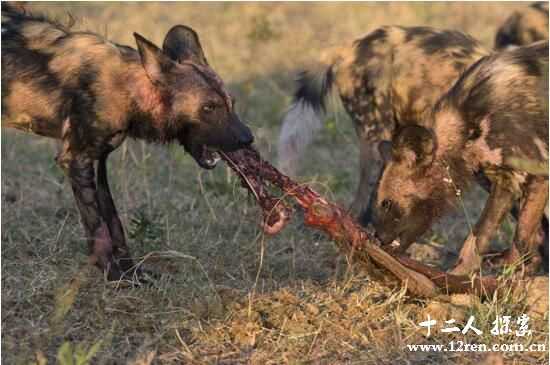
394 125 436 168
134 32 173 86
378 141 393 163
162 25 208 65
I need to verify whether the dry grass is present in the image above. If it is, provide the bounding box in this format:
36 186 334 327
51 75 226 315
1 2 548 364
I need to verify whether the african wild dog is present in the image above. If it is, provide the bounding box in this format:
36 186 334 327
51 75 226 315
277 26 488 223
1 5 253 280
495 2 549 50
372 41 549 275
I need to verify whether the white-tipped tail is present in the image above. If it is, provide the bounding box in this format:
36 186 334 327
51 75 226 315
277 102 324 177
276 43 351 176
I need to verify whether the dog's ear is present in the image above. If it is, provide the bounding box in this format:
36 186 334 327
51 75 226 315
394 125 436 168
162 25 208 65
134 32 174 86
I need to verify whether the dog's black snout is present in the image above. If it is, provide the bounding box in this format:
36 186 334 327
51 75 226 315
239 127 254 146
226 114 254 149
231 118 254 146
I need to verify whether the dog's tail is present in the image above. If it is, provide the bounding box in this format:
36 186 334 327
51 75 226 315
2 2 72 48
277 45 350 176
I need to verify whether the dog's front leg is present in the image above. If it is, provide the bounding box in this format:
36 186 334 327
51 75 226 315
513 176 548 273
67 155 128 280
450 180 516 275
96 153 136 274
350 142 383 224
56 123 122 279
56 119 136 281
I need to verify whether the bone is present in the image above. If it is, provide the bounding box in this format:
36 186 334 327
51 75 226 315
220 150 292 235
222 146 499 298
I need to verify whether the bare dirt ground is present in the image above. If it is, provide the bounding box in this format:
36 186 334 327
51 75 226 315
2 2 548 364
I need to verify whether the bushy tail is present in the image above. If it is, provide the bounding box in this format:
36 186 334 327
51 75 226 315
2 2 72 46
277 46 348 176
2 2 25 15
1 2 26 25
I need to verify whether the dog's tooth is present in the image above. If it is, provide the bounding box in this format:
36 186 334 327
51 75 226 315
390 239 401 248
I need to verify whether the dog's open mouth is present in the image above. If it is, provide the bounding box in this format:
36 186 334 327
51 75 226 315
388 239 402 250
196 145 221 169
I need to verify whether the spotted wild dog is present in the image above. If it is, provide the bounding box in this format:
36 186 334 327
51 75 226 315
372 41 549 275
277 26 488 223
495 2 549 50
1 4 254 280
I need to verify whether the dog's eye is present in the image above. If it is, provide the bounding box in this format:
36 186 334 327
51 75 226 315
381 199 393 212
202 104 217 113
